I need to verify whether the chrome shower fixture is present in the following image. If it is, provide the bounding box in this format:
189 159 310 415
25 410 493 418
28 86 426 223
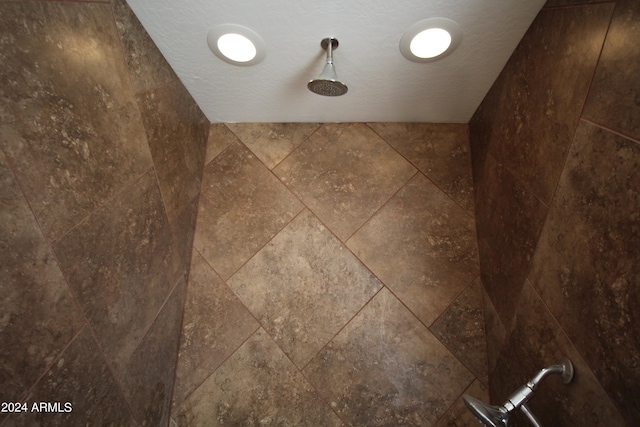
308 37 348 96
463 358 574 427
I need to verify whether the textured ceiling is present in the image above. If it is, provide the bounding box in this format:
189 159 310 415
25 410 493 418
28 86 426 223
126 0 545 123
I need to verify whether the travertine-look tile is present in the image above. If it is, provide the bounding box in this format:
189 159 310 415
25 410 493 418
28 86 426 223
226 123 320 169
347 174 479 326
481 284 506 376
475 4 614 204
583 0 640 141
0 1 153 240
168 196 200 284
431 278 488 384
492 282 626 426
433 380 489 427
195 142 303 279
53 171 174 373
119 279 186 427
0 150 86 403
274 123 416 240
305 288 474 426
4 328 137 427
529 120 640 422
137 79 208 224
110 0 176 93
172 252 259 411
205 124 238 166
474 155 548 328
368 123 474 213
176 329 343 427
228 210 382 367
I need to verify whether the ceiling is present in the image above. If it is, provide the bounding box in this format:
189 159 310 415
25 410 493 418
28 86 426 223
126 0 545 123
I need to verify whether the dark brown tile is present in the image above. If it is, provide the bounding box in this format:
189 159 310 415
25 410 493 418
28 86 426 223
168 196 200 284
119 279 186 427
368 123 474 213
53 171 174 373
474 155 548 328
0 1 153 241
205 124 238 166
434 380 489 427
274 123 416 240
347 174 479 326
110 0 177 94
583 0 640 141
172 252 259 411
492 281 625 427
226 123 320 169
195 142 303 279
476 4 614 204
545 0 615 9
176 329 342 426
4 327 137 427
529 120 640 422
431 278 488 384
228 210 382 368
481 284 506 376
0 150 86 403
137 79 208 224
304 288 474 426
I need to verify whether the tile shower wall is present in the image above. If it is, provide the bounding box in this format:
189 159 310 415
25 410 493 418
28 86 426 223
470 0 639 425
0 0 208 425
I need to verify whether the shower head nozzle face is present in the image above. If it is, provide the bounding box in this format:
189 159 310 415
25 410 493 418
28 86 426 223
307 79 348 96
463 395 509 427
308 37 348 96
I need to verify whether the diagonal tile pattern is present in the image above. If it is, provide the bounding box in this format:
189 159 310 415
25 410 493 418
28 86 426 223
174 123 486 426
228 209 382 368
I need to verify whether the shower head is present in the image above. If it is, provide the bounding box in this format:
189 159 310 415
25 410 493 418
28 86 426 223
463 358 574 427
463 395 510 426
308 37 348 96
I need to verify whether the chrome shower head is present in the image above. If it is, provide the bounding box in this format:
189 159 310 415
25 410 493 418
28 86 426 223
463 358 574 427
463 395 510 426
308 37 348 96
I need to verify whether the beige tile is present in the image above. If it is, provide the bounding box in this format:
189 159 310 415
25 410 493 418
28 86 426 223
274 123 416 240
176 329 342 427
368 123 474 213
347 173 479 326
431 277 488 384
172 253 259 411
195 142 303 279
227 210 382 367
226 122 320 169
304 288 474 426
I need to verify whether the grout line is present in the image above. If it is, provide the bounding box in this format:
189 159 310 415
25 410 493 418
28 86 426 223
526 279 623 417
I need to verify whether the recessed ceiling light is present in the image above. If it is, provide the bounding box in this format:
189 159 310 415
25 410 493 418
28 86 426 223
207 24 266 66
400 18 462 63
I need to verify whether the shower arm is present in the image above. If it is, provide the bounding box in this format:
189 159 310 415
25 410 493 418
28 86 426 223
502 359 574 425
503 362 568 411
325 39 333 65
